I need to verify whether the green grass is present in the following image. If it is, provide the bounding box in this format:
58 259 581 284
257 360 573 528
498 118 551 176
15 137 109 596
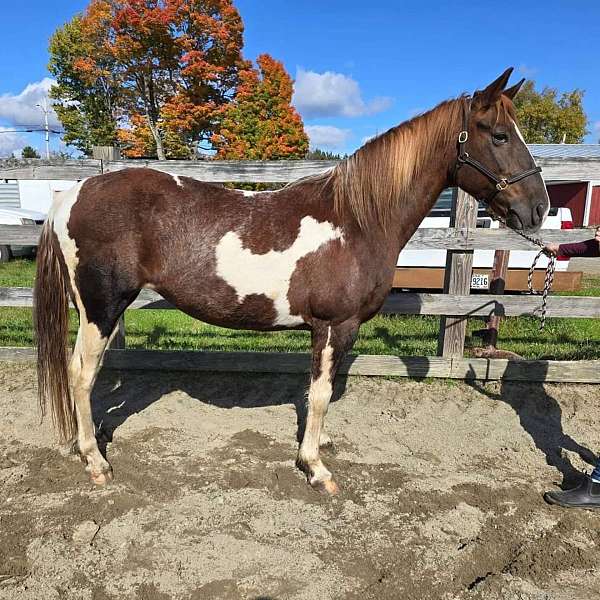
0 258 598 360
0 258 36 286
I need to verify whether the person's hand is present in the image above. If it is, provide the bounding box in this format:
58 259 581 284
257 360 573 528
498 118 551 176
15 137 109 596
595 227 600 244
545 243 560 256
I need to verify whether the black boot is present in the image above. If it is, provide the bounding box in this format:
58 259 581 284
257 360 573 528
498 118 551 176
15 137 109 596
544 475 600 509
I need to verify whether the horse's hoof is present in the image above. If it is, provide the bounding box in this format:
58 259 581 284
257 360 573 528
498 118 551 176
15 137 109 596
311 476 340 496
319 433 333 448
90 468 113 486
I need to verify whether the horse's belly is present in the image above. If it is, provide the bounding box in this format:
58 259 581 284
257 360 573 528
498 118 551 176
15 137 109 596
165 290 309 332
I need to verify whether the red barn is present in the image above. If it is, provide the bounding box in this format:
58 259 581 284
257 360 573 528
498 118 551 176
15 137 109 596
531 145 600 226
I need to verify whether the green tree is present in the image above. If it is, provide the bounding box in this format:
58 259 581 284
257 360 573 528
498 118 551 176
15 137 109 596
48 11 121 156
514 81 588 143
306 148 345 160
21 146 41 159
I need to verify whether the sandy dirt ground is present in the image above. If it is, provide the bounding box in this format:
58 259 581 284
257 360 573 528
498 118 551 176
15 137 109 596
1 361 600 600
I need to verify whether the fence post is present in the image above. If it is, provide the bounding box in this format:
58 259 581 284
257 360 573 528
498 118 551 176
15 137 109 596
481 244 510 348
92 145 121 163
437 187 478 358
93 146 126 349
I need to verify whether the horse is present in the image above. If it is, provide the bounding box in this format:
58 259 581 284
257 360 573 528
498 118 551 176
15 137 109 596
34 68 549 494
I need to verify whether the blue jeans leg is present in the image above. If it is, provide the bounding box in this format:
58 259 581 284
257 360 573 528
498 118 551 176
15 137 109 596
591 457 600 482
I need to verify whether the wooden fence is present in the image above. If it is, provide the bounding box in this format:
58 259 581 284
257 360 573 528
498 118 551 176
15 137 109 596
1 157 599 382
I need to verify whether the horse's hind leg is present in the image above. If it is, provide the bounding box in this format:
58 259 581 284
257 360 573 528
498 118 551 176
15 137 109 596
297 319 359 495
69 267 139 485
69 312 115 484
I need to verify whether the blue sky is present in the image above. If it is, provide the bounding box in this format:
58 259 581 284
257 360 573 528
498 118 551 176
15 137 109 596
0 0 599 156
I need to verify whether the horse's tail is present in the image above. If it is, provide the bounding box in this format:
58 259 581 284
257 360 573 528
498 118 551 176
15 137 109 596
34 220 76 444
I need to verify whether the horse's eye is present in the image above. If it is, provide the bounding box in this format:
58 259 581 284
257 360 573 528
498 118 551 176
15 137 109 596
493 132 508 144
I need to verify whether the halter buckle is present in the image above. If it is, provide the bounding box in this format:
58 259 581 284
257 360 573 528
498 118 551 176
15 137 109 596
496 178 509 191
458 131 468 144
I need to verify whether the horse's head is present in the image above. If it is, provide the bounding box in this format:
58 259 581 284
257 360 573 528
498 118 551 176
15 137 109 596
455 68 549 232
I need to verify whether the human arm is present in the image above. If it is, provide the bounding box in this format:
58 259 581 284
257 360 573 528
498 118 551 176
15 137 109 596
545 227 600 258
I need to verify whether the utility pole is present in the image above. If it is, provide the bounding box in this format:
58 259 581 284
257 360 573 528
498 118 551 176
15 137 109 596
36 98 50 159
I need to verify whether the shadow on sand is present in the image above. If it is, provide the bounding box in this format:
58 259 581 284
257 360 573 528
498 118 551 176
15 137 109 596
465 361 596 489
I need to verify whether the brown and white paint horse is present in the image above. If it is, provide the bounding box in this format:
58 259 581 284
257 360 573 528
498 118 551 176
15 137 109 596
35 68 549 494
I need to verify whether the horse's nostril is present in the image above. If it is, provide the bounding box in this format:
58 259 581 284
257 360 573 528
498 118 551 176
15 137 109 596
533 202 546 225
535 202 546 221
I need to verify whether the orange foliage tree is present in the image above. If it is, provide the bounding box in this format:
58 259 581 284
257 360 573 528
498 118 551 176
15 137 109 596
51 2 309 160
52 0 246 158
212 54 308 160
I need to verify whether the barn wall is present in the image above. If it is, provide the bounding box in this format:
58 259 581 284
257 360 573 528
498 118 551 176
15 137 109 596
547 182 588 226
588 186 600 226
0 180 20 209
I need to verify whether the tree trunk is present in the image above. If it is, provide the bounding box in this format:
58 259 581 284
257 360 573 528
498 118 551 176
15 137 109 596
141 74 167 160
146 116 166 160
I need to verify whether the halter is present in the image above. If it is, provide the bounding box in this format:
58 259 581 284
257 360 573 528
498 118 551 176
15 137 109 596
455 97 554 330
455 98 542 204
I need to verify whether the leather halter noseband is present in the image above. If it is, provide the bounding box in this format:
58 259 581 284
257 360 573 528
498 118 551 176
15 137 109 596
455 98 542 204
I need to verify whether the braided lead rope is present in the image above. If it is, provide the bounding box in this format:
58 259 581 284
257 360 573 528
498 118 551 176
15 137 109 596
494 216 556 330
526 248 556 330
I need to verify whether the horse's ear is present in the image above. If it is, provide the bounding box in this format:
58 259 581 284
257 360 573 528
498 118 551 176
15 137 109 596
503 78 526 101
473 67 514 109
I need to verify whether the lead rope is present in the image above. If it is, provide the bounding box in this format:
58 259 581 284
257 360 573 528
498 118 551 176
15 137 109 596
495 216 556 330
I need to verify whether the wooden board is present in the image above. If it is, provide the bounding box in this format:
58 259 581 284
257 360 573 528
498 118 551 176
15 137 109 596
392 268 582 292
0 160 102 180
1 156 599 182
3 286 599 318
0 223 589 250
1 346 599 383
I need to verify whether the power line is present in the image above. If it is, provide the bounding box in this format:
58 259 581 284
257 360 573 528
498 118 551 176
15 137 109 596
0 128 64 134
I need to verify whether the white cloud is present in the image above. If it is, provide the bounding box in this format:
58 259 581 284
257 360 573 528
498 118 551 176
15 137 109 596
293 69 392 118
0 127 27 157
0 78 61 129
305 125 351 150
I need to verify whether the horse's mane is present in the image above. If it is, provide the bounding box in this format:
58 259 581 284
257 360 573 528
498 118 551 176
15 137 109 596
328 96 468 230
289 94 516 231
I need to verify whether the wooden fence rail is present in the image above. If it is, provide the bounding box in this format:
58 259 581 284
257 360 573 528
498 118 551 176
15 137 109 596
3 286 600 318
0 346 599 383
1 155 599 182
1 157 600 381
0 224 590 249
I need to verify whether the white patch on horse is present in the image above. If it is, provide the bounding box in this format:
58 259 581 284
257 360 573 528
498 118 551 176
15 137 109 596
49 181 84 298
49 181 104 339
238 190 266 197
511 118 551 222
512 120 526 144
215 216 343 326
172 175 184 187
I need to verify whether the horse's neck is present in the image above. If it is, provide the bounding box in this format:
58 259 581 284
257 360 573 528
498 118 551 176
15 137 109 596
384 128 457 253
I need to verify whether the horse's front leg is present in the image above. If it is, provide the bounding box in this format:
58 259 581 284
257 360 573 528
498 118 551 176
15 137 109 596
297 318 359 495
